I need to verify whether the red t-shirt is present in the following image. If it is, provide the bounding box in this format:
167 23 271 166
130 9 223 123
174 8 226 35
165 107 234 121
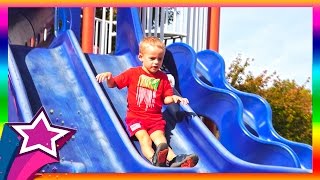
113 67 173 121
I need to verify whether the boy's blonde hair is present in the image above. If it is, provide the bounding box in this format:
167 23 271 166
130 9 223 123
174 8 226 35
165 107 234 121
139 36 165 54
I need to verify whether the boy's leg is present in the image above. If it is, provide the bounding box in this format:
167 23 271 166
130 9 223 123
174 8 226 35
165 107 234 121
135 130 154 162
149 130 170 166
150 130 199 168
150 130 176 161
135 129 168 166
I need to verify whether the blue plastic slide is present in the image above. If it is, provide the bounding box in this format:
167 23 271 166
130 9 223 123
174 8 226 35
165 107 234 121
107 8 309 172
195 49 312 170
163 42 310 170
8 31 202 173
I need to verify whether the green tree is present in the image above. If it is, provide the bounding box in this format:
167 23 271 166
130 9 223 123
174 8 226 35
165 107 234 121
226 54 312 145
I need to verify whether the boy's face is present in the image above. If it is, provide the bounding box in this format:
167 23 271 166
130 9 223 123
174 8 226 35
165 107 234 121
139 45 165 74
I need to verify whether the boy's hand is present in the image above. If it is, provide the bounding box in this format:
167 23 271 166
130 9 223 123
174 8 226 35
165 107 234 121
172 95 189 105
96 72 113 83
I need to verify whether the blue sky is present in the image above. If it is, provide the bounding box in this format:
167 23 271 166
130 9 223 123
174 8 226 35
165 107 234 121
219 7 312 90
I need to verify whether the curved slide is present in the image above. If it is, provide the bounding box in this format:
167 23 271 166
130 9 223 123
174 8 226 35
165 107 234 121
9 31 202 173
195 50 312 169
8 7 310 173
163 42 311 171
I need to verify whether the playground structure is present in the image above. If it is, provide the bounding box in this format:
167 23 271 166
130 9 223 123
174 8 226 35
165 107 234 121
8 7 312 173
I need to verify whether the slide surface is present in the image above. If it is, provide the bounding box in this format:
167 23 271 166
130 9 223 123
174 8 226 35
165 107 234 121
195 50 312 169
163 42 311 171
9 31 204 173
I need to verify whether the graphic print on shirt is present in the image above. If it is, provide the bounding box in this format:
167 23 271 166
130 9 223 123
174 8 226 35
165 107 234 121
136 74 160 111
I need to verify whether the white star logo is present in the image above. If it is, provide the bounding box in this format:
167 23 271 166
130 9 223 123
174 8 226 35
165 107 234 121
11 108 70 158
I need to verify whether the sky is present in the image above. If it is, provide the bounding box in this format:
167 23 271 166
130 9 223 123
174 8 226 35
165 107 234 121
218 7 312 90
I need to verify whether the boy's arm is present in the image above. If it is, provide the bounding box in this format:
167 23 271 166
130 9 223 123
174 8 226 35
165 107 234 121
96 72 116 88
164 95 189 105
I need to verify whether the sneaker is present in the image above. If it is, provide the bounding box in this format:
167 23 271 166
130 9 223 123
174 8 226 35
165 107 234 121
152 143 169 167
169 154 199 168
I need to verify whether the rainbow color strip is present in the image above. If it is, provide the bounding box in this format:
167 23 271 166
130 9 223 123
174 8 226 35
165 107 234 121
0 8 7 137
0 3 319 180
313 6 320 175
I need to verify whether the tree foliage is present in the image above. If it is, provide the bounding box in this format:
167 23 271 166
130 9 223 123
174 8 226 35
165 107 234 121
95 7 117 20
226 54 312 145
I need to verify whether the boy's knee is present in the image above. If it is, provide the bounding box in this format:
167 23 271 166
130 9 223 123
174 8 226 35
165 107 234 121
150 130 167 145
150 130 165 137
141 135 152 145
136 131 152 145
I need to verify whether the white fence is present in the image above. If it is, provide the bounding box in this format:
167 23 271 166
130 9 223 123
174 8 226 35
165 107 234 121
93 7 208 54
93 7 116 54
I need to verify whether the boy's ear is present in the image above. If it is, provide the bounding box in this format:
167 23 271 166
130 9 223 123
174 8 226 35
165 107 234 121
138 53 143 61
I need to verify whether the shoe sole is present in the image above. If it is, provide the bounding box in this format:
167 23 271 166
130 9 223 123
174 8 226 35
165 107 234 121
171 155 199 168
153 143 169 167
157 148 169 166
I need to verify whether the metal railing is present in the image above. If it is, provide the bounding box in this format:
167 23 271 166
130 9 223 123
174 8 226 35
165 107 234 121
92 7 208 54
93 7 116 54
